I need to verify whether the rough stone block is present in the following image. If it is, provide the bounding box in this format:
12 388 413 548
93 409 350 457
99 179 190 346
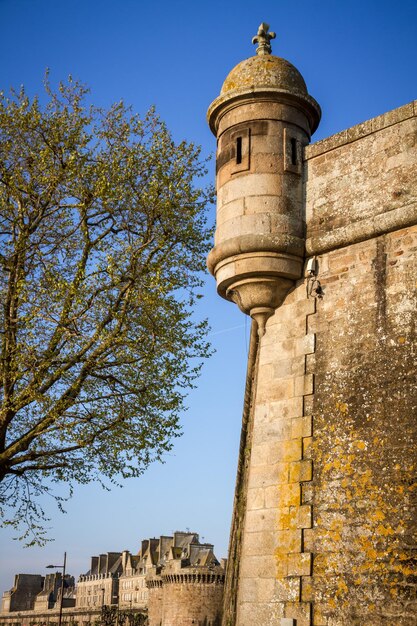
239 577 276 604
237 601 284 626
276 529 302 553
265 479 294 508
246 486 265 510
277 506 292 530
276 553 288 578
296 505 312 529
218 172 283 205
289 460 313 483
346 119 373 142
273 355 306 378
260 338 294 364
275 316 309 339
244 194 282 215
249 462 290 488
303 394 315 415
252 436 301 469
256 361 274 382
252 153 286 175
215 212 271 244
269 397 304 421
302 437 313 458
294 374 314 397
239 554 278 579
264 484 278 508
245 508 278 533
301 576 313 602
277 439 303 464
284 601 312 626
258 377 295 402
272 577 301 602
312 604 329 626
216 197 245 224
295 334 315 356
287 553 312 577
301 482 313 505
279 297 316 320
302 528 314 552
243 530 277 556
249 441 269 467
305 351 316 373
254 416 293 445
328 252 356 272
371 101 414 132
291 415 313 439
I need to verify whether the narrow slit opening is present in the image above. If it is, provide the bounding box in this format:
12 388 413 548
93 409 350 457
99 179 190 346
236 137 242 164
290 137 297 165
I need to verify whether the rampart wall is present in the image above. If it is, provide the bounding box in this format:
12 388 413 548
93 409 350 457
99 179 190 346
228 103 417 626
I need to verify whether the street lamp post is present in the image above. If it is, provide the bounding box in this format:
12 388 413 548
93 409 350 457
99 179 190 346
46 552 66 626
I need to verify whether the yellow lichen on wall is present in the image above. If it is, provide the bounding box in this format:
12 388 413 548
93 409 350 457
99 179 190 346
308 228 417 625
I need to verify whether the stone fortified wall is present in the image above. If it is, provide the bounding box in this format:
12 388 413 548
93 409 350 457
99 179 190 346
304 102 417 626
223 103 417 626
147 575 164 626
147 566 225 626
208 24 417 626
161 568 224 626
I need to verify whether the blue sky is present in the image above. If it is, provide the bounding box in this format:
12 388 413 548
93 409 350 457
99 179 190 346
1 0 416 594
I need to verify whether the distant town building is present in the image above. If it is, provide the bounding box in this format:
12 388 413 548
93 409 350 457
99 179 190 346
119 539 159 609
0 531 225 626
76 552 122 608
34 573 75 610
1 572 75 614
1 574 43 612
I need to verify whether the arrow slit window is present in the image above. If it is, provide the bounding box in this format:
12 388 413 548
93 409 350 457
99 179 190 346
284 127 303 175
231 127 250 173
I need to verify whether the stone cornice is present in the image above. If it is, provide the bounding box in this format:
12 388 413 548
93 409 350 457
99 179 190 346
207 87 321 136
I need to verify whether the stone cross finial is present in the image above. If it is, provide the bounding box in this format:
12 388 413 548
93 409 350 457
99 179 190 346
252 22 276 56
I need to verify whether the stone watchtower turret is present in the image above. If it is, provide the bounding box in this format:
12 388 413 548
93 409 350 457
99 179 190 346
207 23 320 336
208 22 417 626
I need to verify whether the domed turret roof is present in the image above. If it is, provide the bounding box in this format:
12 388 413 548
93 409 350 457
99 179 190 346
207 23 321 135
220 23 309 97
221 55 308 98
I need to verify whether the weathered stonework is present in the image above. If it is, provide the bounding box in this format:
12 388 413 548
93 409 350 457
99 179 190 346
230 282 316 626
158 566 224 626
208 26 417 626
306 228 417 626
302 105 417 624
146 532 226 626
